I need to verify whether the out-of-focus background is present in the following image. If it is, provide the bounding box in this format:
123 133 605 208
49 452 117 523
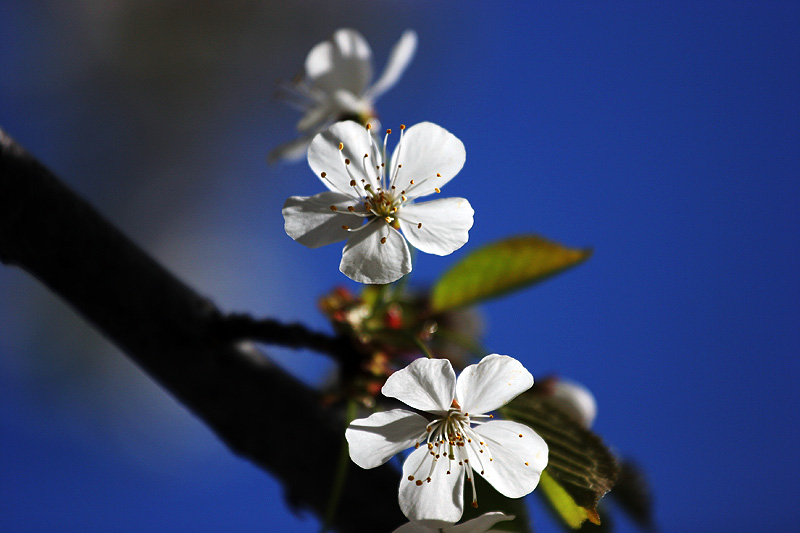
1 1 798 531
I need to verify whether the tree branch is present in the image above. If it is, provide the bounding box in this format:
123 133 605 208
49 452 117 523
0 127 404 531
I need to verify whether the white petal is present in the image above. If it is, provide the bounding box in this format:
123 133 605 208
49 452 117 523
473 420 547 498
345 409 429 469
305 28 372 96
449 512 516 533
391 522 432 533
282 192 365 248
308 120 377 192
364 30 418 101
296 100 335 133
339 222 411 284
456 355 533 415
382 357 456 414
400 446 464 528
398 198 474 256
268 135 314 164
390 122 465 196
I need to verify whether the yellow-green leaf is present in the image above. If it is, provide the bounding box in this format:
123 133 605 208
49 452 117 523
431 235 592 312
539 470 601 529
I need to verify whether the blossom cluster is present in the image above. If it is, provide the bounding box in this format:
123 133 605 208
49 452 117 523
273 28 568 532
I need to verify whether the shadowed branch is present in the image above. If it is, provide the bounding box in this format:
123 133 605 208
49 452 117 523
0 128 403 532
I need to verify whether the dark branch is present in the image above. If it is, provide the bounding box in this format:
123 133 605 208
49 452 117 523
0 128 404 532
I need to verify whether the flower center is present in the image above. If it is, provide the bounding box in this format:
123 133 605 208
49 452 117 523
406 407 494 509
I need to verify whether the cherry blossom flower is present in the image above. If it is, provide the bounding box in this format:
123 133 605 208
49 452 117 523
345 355 548 528
270 28 417 163
392 511 515 533
282 120 473 284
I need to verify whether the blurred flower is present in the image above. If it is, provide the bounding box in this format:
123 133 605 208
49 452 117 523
283 120 473 284
270 28 417 163
345 355 547 528
549 378 597 428
535 376 597 428
392 511 516 533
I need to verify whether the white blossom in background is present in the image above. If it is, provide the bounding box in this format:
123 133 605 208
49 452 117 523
282 120 473 284
270 28 417 163
392 511 516 533
345 355 548 528
549 378 597 428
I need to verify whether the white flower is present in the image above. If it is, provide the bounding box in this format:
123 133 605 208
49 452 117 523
282 120 473 284
393 511 516 533
270 28 417 163
345 355 548 528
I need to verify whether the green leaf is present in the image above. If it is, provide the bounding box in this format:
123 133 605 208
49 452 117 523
502 392 618 529
431 235 592 312
539 470 599 529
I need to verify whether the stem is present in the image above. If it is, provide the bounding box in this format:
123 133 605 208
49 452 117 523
413 336 435 359
320 399 358 532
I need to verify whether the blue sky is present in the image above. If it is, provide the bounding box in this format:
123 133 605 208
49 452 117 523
2 1 798 531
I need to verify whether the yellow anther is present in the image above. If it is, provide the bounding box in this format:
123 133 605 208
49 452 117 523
338 143 343 150
525 462 529 466
386 129 392 134
401 195 407 202
435 187 441 193
519 434 523 438
366 123 372 130
329 205 337 211
409 179 414 185
384 217 392 224
471 501 478 509
400 124 406 130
